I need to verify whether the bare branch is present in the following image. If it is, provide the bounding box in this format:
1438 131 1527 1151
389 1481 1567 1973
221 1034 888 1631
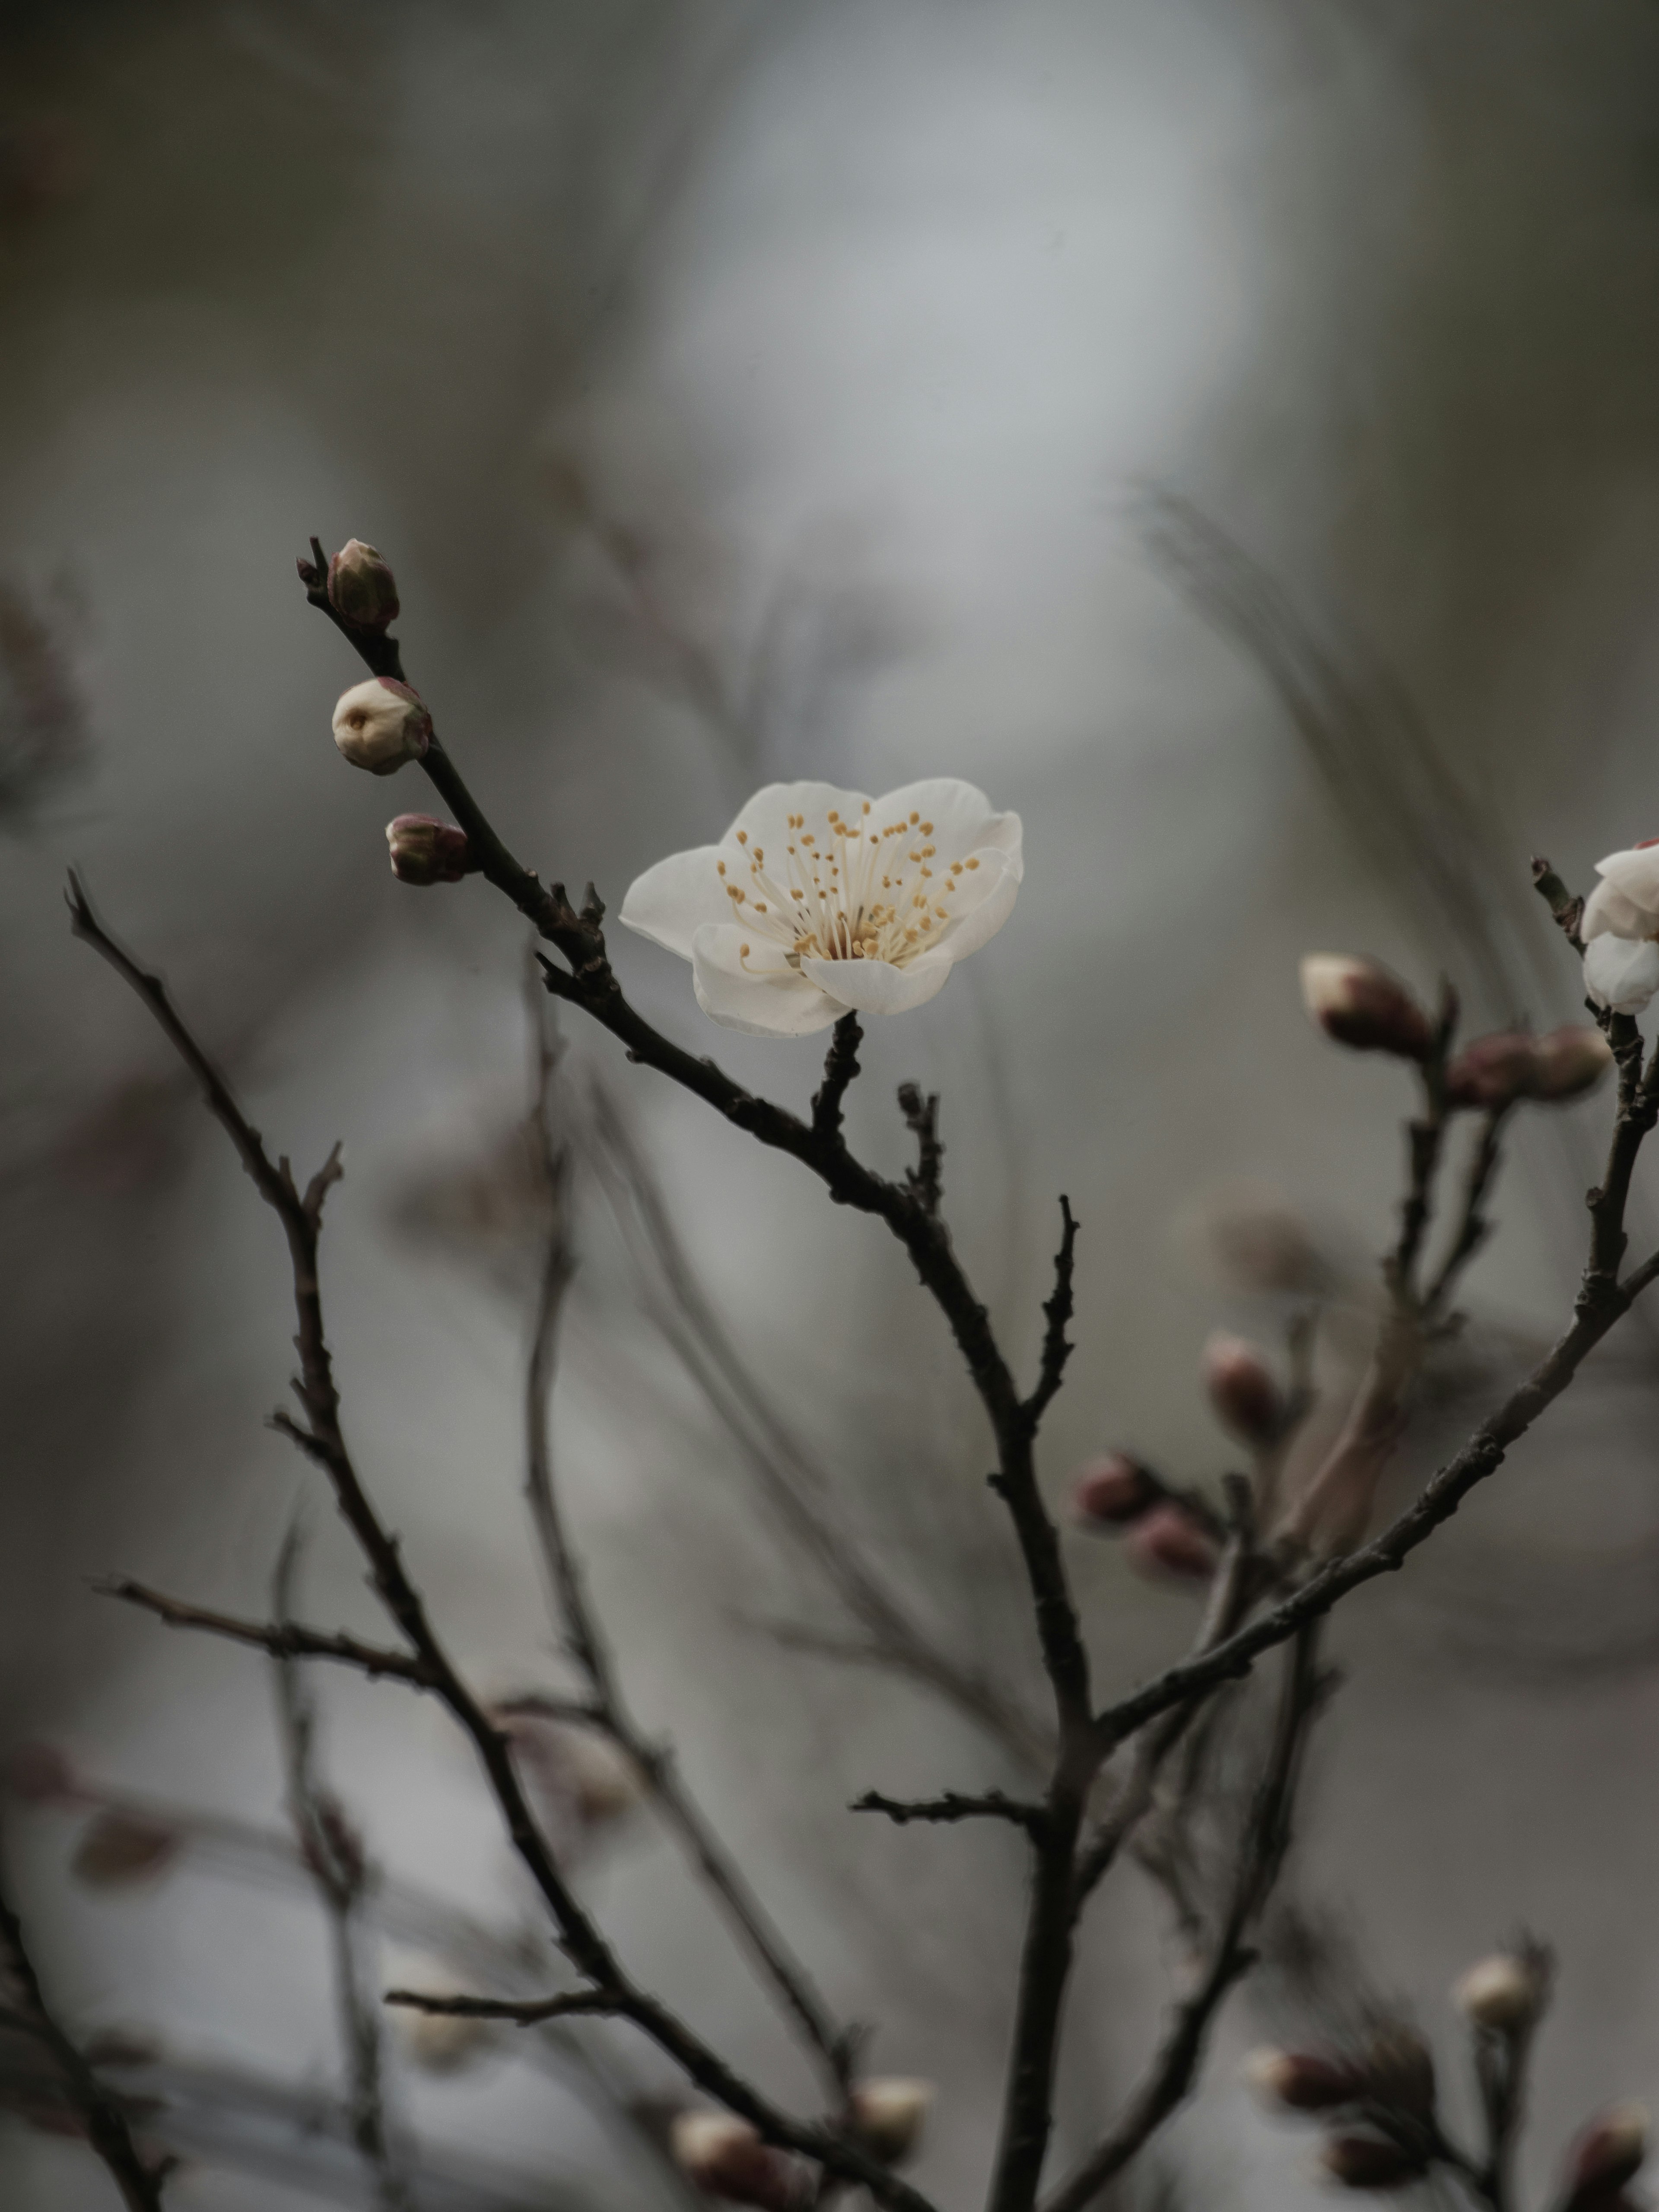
1024 1198 1077 1427
384 1988 618 2026
1530 855 1585 955
851 1790 1047 1835
97 1580 433 1688
896 1082 943 1214
812 1013 863 1139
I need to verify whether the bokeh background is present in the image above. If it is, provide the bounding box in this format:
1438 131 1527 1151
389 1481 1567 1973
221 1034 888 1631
7 1 1659 2205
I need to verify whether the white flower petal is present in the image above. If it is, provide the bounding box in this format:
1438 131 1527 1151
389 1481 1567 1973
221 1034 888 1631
799 947 954 1014
1583 934 1659 1014
1595 844 1659 918
691 925 845 1036
873 778 1014 862
1582 879 1651 943
726 781 874 850
620 846 734 959
931 843 1022 959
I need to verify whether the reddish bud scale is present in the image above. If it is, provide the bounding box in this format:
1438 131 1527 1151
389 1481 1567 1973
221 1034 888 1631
1565 2107 1649 2204
1122 1502 1219 1582
1446 1032 1541 1110
670 2114 804 2211
387 814 473 886
1071 1453 1162 1527
1245 2047 1367 2112
1319 2134 1427 2190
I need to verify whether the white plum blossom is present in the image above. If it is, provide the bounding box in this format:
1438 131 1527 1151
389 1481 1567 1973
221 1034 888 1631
619 779 1023 1036
1582 840 1659 1014
331 676 432 775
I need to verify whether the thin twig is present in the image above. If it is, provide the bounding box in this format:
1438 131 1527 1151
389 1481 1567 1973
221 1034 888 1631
272 1525 407 2209
813 1014 864 1139
1024 1198 1077 1427
850 1790 1048 1835
0 1877 170 2209
896 1082 944 1215
384 1989 619 2026
96 1580 435 1688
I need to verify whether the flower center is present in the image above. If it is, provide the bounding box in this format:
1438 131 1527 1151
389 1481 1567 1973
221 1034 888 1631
715 799 981 975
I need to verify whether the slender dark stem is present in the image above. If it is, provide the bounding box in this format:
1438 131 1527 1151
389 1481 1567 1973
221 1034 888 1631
0 1879 169 2209
1025 1199 1077 1428
69 877 935 2212
1424 1107 1510 1318
1041 1627 1324 2212
271 1527 407 2210
896 1083 944 1214
851 1790 1049 1835
813 1014 864 1139
384 1989 620 2026
96 1579 435 1687
520 995 855 2100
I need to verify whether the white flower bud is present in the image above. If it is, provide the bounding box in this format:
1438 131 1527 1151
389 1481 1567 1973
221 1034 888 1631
332 678 431 776
1453 1953 1544 2034
1583 934 1659 1016
1300 955 1433 1059
1565 2104 1649 2204
850 2078 934 2163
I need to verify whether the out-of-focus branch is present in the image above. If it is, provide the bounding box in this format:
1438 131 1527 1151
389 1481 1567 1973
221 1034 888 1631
385 1989 619 2027
70 877 932 2212
1042 1628 1325 2212
272 1526 407 2210
0 1877 169 2209
96 1580 434 1687
851 1790 1047 1833
520 992 855 2101
579 1074 1048 1767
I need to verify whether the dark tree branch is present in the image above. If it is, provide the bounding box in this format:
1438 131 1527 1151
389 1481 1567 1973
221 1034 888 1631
1042 1628 1325 2212
0 1879 170 2209
1424 1106 1510 1319
1024 1198 1077 1427
896 1082 944 1215
384 1989 618 2026
851 1790 1048 1836
1530 855 1585 955
520 996 855 2100
97 1580 435 1688
271 1527 407 2210
812 1014 864 1139
72 881 930 2212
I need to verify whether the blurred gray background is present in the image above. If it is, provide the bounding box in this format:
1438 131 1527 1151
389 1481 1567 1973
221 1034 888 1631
6 0 1659 2205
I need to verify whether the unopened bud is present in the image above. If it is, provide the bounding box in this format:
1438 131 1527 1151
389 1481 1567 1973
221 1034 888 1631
1317 2134 1426 2191
1446 1032 1540 1110
387 814 472 886
1565 2105 1649 2204
1454 1953 1544 2035
1300 956 1433 1060
1244 2048 1366 2112
326 539 400 631
71 1810 180 1890
670 2113 802 2210
332 677 432 775
1072 1453 1162 1528
1529 1027 1614 1103
849 2079 933 2164
495 1708 647 1834
397 2006 494 2076
1365 2028 1435 2118
1122 1502 1219 1583
1202 1332 1284 1447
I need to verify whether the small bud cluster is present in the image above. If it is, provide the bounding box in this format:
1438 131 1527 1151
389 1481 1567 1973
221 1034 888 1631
1071 1452 1219 1583
1245 2027 1436 2194
1300 954 1610 1110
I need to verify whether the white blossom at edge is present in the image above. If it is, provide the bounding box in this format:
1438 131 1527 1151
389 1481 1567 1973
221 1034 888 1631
1582 840 1659 1013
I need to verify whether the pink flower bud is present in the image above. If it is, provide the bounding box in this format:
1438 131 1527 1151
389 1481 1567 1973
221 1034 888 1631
849 2079 933 2163
386 814 473 886
1453 1953 1545 2034
1122 1502 1219 1583
332 677 431 775
1071 1453 1162 1528
1317 2134 1426 2190
1300 956 1433 1060
1529 1027 1614 1103
1244 2048 1367 2112
70 1810 180 1890
1202 1332 1284 1447
325 539 400 630
1565 2106 1649 2204
1446 1032 1541 1110
670 2113 803 2210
